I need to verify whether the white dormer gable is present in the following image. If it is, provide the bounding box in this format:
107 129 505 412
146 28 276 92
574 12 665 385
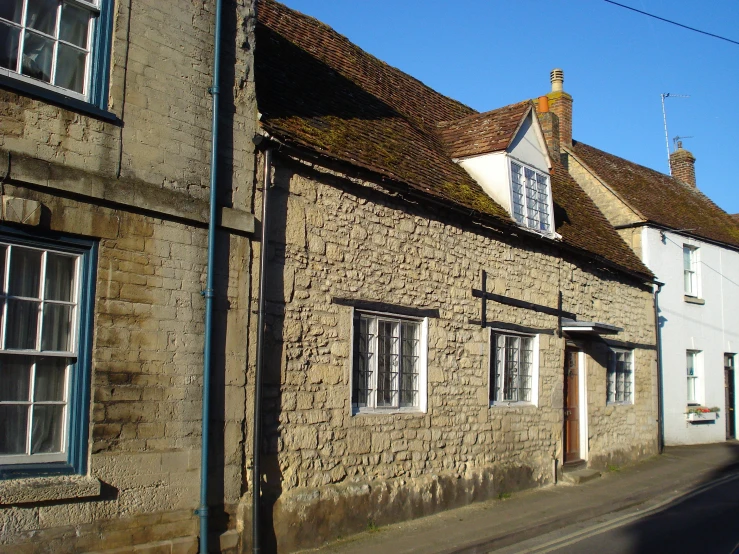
455 110 557 237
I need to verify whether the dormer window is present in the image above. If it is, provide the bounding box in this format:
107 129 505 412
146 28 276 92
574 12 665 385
510 160 552 233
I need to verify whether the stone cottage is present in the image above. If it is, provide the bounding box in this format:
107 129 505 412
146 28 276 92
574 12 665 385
542 71 739 446
249 1 660 550
0 0 258 552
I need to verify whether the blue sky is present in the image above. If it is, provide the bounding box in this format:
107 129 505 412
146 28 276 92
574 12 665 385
277 0 739 214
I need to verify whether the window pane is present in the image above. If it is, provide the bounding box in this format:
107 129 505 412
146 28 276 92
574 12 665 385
683 247 691 271
59 3 89 47
31 404 64 453
6 299 40 349
0 404 28 454
510 163 525 224
26 0 59 36
45 253 76 301
399 322 419 407
22 30 54 82
504 336 520 401
353 317 372 407
34 358 67 401
0 356 31 401
376 320 398 407
41 303 73 351
0 0 24 24
55 42 86 93
9 247 42 297
0 21 20 71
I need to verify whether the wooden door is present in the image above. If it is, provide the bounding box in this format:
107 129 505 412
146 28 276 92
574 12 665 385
564 348 581 463
726 354 735 440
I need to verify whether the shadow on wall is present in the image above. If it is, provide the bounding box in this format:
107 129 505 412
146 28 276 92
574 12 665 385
253 161 291 553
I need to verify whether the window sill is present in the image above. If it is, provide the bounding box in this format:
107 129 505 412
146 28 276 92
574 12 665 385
0 474 100 506
0 73 120 124
352 408 426 416
606 401 634 406
683 295 705 305
489 401 537 409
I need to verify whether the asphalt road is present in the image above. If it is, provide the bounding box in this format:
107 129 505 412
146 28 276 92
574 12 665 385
506 474 739 554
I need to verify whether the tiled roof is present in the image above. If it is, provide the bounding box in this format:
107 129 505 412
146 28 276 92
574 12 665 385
255 0 652 279
437 101 532 159
570 142 739 249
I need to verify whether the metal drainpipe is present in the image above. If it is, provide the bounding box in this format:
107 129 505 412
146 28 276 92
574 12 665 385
198 0 223 550
252 148 272 554
654 281 665 454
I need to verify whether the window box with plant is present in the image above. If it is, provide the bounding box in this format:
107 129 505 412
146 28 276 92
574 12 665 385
686 406 720 422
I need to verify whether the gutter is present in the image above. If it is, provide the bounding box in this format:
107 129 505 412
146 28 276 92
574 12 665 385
615 222 739 255
252 146 272 554
198 0 224 549
653 280 665 454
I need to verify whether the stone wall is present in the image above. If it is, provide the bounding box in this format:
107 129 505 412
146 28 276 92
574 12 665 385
245 154 658 551
0 0 258 552
565 152 642 229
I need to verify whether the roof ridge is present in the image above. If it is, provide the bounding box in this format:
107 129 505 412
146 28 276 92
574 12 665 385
437 100 533 128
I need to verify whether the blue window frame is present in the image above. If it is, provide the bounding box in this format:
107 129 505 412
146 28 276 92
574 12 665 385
0 226 96 479
0 0 114 119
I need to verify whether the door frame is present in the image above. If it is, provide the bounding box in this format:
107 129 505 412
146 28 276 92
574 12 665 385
726 353 736 440
563 347 589 463
577 350 589 461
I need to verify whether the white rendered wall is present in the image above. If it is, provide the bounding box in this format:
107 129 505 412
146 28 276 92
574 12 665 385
508 114 549 172
458 113 549 214
459 152 511 212
643 227 739 444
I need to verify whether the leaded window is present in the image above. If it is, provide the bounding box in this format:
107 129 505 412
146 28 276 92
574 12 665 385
510 160 551 233
352 312 424 411
491 333 534 403
607 349 633 404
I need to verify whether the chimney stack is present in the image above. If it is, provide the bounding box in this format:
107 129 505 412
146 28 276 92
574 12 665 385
536 95 560 159
670 141 697 188
547 68 572 148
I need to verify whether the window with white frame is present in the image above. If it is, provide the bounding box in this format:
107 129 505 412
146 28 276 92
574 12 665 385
683 245 699 297
0 233 95 477
490 332 537 404
0 0 112 106
352 311 427 412
686 350 700 404
607 348 633 404
509 160 552 233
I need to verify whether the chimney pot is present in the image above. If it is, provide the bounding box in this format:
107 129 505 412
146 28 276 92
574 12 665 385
546 68 572 147
538 96 549 113
550 68 564 92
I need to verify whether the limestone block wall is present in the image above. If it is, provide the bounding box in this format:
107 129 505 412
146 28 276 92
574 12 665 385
0 183 252 553
0 0 257 552
565 151 642 229
0 0 258 207
248 154 658 551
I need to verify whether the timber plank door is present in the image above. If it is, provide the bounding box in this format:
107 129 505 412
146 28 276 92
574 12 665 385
726 354 736 440
564 348 581 463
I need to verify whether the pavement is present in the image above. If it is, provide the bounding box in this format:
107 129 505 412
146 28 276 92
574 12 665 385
298 441 739 554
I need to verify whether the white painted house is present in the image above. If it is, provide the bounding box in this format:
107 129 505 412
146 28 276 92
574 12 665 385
641 227 739 443
543 68 739 445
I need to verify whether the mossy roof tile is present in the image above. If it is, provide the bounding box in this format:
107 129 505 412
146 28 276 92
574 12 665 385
571 141 739 249
256 0 652 280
